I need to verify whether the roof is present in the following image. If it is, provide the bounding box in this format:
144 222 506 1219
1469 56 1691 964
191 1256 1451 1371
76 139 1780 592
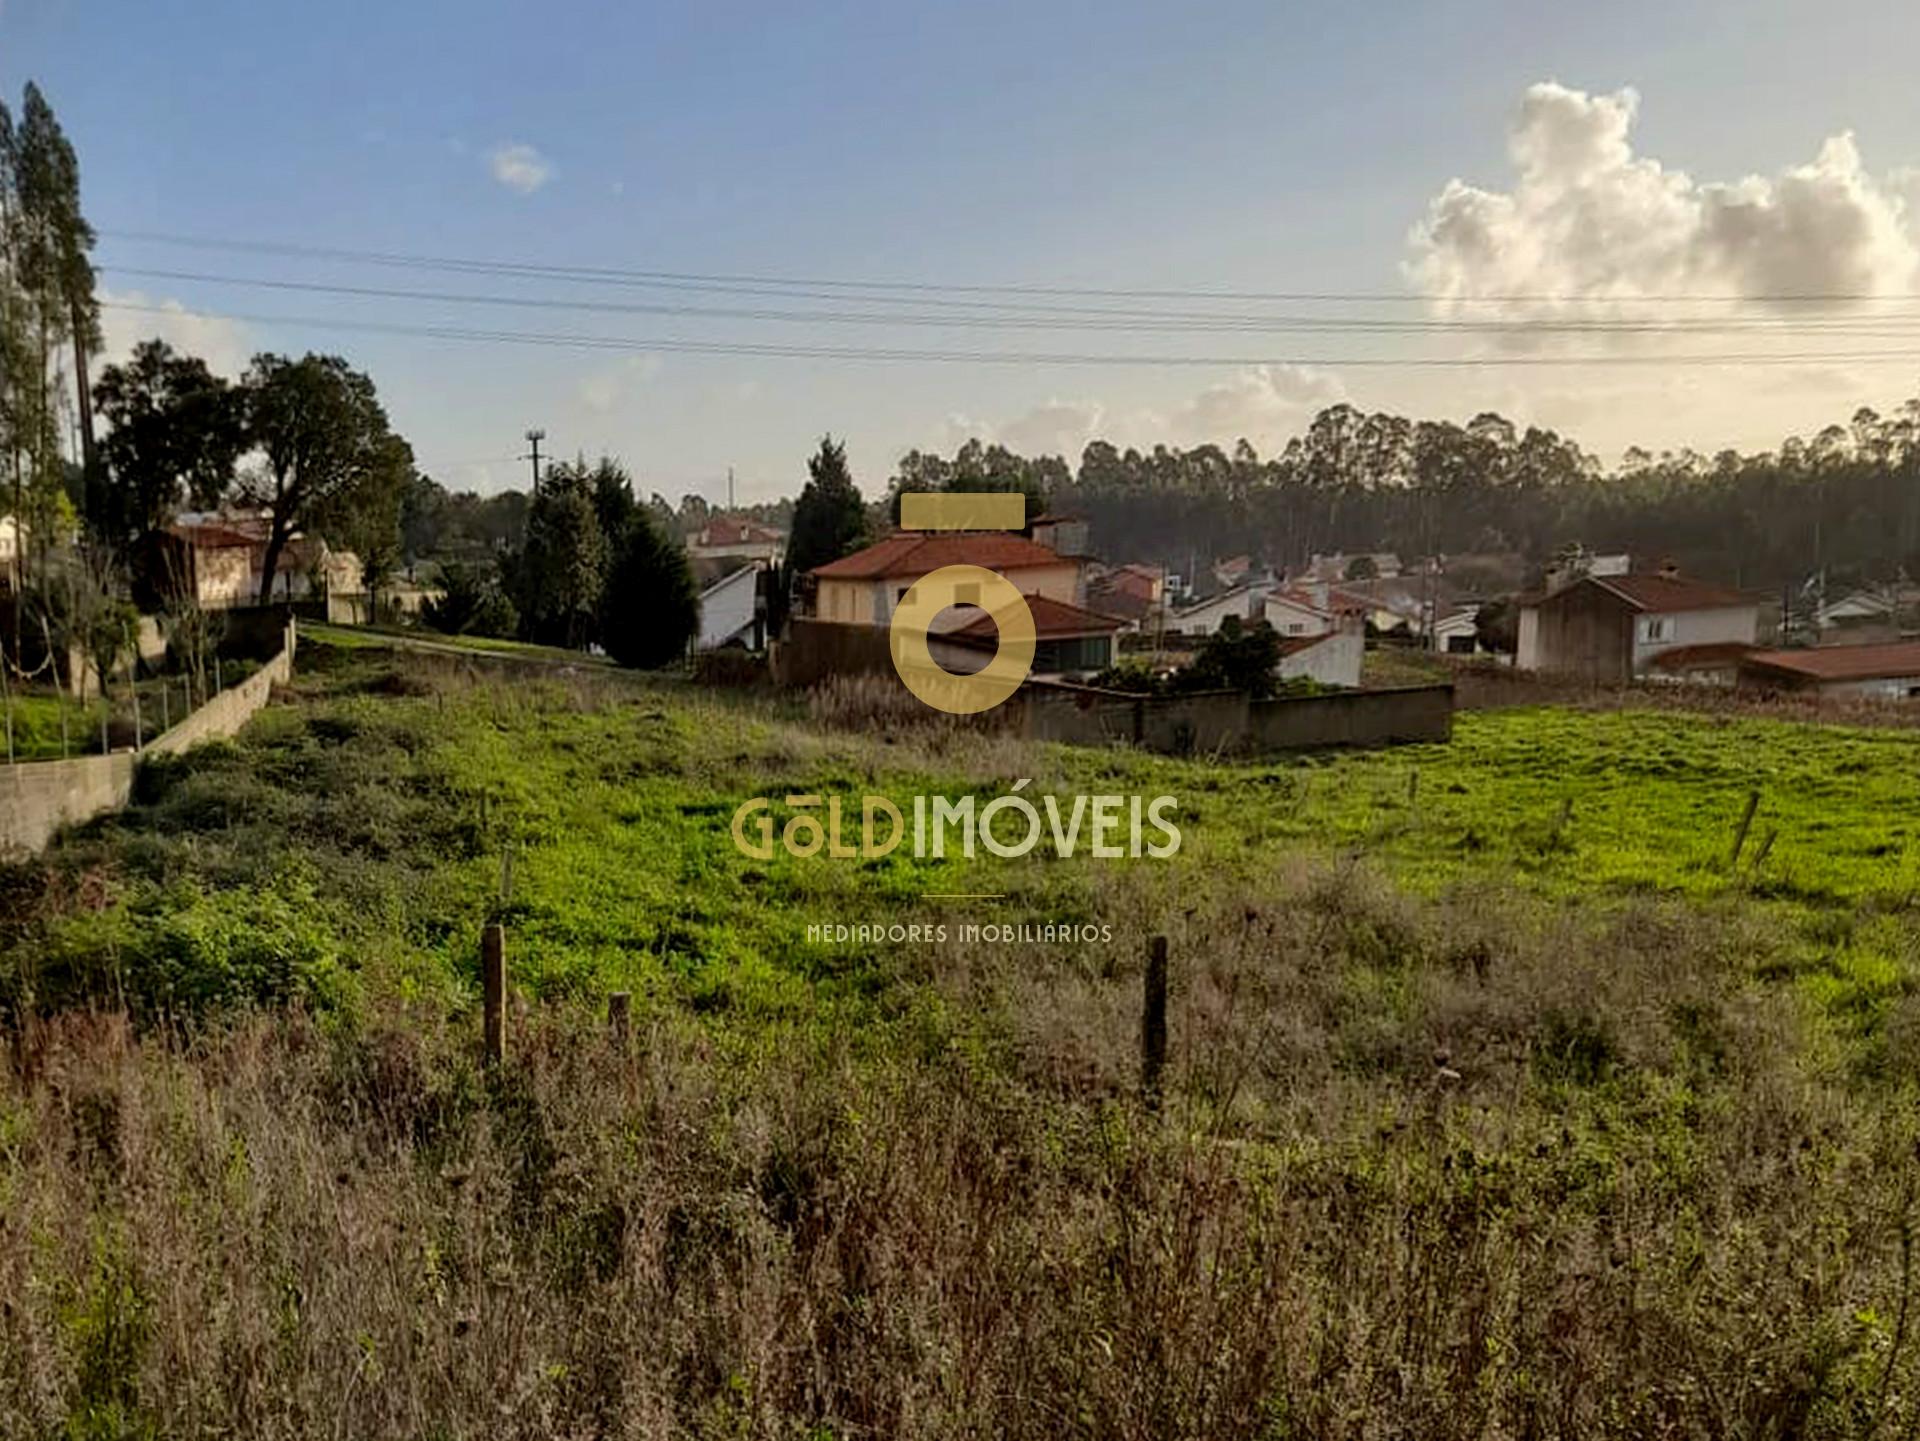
1590 573 1752 612
1647 642 1756 671
1265 587 1334 620
167 520 263 549
809 530 1067 580
1085 584 1155 622
1275 631 1338 657
1740 642 1920 684
950 592 1126 642
695 516 784 547
699 563 761 599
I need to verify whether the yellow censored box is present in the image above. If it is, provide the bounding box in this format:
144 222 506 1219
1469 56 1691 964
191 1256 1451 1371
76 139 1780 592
900 491 1027 531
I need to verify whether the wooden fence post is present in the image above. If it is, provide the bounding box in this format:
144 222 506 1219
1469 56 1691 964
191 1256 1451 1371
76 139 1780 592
482 923 507 1066
1729 790 1760 868
608 991 631 1049
1141 934 1168 1110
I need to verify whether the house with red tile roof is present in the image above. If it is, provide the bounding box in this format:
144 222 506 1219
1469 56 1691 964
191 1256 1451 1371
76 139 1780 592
1515 564 1759 682
688 516 785 565
1737 641 1920 701
938 593 1127 678
806 530 1083 628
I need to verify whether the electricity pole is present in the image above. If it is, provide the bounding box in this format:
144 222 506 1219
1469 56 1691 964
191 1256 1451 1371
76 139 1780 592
727 466 735 511
523 428 546 493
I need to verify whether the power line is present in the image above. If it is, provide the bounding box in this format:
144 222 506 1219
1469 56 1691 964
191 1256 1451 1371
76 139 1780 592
99 227 1920 308
97 264 1920 336
97 299 1920 368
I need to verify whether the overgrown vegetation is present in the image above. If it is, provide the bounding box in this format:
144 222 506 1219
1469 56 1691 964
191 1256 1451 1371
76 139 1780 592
5 637 1920 1436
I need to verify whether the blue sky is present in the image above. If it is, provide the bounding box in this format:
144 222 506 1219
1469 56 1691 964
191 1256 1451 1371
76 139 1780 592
6 0 1920 501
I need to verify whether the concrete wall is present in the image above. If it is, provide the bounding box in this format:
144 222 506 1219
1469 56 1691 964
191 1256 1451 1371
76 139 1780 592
1015 681 1452 755
0 752 138 855
1246 684 1453 750
0 625 294 854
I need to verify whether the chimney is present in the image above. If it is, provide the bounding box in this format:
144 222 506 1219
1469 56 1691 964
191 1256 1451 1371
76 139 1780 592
1658 558 1680 579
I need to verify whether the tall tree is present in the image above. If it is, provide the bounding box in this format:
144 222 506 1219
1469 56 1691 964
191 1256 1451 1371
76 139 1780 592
15 84 97 538
599 502 699 668
92 339 244 547
786 434 867 574
512 463 604 647
240 352 403 603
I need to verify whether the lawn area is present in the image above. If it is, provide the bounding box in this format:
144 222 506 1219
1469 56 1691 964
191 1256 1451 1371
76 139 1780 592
6 633 1920 1437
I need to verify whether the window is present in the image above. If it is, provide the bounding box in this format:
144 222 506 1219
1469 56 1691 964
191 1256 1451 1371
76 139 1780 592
1641 617 1671 642
1446 635 1475 654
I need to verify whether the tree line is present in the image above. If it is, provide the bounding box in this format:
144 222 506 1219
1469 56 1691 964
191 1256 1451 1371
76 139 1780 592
860 401 1920 596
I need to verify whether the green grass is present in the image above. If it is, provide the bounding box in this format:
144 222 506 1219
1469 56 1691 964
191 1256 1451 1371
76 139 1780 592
10 634 1920 1042
9 634 1920 1435
1 690 106 760
301 619 618 666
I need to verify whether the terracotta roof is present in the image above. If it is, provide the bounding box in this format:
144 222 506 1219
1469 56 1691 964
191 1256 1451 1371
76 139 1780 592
810 531 1066 580
1589 573 1751 611
696 517 783 547
950 592 1127 641
1647 642 1756 671
1086 585 1155 622
168 521 262 549
1740 642 1920 683
1275 631 1335 657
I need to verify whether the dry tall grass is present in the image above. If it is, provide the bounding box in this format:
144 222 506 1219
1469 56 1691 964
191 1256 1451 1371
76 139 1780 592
4 868 1917 1439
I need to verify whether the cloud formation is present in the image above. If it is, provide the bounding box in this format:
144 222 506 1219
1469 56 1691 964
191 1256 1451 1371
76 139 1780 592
98 289 252 377
576 355 663 413
1408 82 1920 310
488 142 553 194
940 364 1346 461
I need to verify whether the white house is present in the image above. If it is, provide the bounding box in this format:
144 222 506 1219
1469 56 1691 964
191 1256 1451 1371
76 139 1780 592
697 563 764 650
1739 642 1920 701
1263 588 1335 638
1515 568 1758 682
1431 607 1484 656
688 517 785 565
0 514 22 589
1169 579 1276 635
1277 624 1363 688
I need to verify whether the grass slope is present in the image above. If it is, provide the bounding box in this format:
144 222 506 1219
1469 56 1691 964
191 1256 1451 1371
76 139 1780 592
4 636 1920 1436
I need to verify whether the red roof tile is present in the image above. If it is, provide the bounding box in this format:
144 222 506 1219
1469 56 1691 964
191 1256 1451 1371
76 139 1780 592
1740 642 1920 683
1589 573 1751 611
1647 642 1756 671
949 592 1126 641
810 531 1067 580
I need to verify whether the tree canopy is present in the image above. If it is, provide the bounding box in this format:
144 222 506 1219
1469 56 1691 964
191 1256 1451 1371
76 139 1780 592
786 435 868 574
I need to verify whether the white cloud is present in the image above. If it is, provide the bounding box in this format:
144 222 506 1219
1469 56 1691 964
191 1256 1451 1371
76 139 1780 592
1168 364 1345 447
1407 82 1920 315
488 142 553 194
940 366 1345 461
97 288 252 377
575 355 662 413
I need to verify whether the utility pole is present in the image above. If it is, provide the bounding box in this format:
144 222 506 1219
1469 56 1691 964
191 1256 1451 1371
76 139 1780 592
727 466 735 512
523 428 546 493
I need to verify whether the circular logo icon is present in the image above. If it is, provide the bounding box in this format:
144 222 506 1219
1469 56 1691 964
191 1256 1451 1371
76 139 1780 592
888 564 1036 714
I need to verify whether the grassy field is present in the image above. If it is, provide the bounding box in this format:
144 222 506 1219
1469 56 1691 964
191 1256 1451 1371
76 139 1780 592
4 635 1920 1437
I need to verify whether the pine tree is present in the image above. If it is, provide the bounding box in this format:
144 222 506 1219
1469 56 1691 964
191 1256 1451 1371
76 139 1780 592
785 435 868 574
599 504 699 668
